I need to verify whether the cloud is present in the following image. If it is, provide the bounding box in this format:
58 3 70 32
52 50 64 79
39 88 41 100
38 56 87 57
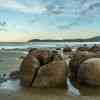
43 0 100 19
0 21 6 26
0 0 100 17
42 0 82 16
0 19 7 31
85 3 100 17
57 0 100 30
58 22 79 30
0 0 100 31
0 28 7 32
0 0 47 13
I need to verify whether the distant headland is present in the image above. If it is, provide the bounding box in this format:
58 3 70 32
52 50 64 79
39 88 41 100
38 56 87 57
29 36 100 42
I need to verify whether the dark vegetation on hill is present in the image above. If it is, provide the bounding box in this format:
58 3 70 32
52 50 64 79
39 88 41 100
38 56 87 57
29 36 100 42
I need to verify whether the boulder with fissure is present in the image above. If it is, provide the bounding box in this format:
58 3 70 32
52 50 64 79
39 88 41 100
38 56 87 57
19 49 68 88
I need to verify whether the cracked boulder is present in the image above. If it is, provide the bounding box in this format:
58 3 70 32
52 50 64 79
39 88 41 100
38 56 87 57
20 54 40 87
19 49 68 88
32 60 67 88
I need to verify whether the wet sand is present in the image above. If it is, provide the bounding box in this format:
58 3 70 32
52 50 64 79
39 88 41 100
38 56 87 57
0 80 100 100
0 80 68 100
0 93 99 100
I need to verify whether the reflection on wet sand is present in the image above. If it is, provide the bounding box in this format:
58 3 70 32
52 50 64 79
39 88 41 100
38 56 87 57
0 80 68 96
1 79 100 97
0 80 21 91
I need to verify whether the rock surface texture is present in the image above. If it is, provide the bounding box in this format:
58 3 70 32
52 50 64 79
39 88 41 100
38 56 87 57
69 51 100 86
78 58 100 86
19 49 68 88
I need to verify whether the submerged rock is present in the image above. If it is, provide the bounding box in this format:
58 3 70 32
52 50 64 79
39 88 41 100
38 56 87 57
63 47 72 53
89 45 100 52
9 70 20 80
0 78 7 84
77 45 90 52
0 74 7 84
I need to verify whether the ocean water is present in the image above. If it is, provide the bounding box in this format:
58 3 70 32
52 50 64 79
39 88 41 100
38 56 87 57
0 42 100 50
0 50 26 74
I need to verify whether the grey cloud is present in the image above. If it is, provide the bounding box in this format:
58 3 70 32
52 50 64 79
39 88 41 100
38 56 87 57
44 0 100 18
0 28 7 32
62 0 100 30
29 15 41 24
40 0 66 15
30 0 100 30
0 20 7 31
80 1 100 16
45 5 64 15
87 2 100 15
0 21 7 26
57 19 80 30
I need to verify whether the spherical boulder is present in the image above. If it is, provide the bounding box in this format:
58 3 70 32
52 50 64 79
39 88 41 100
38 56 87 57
20 55 40 87
32 60 68 88
77 58 100 86
69 51 100 81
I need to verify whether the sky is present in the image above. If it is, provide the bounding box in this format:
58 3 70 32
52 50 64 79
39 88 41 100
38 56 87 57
0 0 100 42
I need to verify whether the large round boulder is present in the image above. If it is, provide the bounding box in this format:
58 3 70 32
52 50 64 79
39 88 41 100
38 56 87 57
20 54 40 87
77 58 100 86
32 60 68 88
69 51 100 81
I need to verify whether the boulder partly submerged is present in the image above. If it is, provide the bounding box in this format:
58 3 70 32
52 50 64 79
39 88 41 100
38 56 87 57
77 46 90 52
89 45 100 52
9 70 20 80
63 47 72 53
